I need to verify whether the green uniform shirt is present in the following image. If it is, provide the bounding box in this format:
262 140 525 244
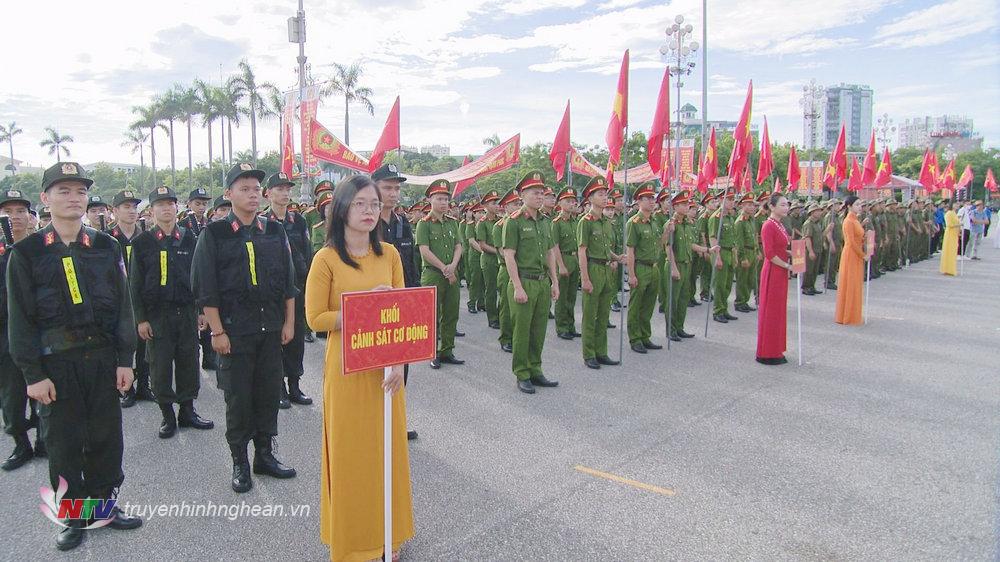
735 213 759 252
476 217 499 263
670 218 695 264
708 211 737 248
577 213 613 261
802 217 824 250
696 211 712 247
502 208 553 277
625 213 660 264
551 213 578 254
652 212 669 260
463 221 480 255
415 215 460 269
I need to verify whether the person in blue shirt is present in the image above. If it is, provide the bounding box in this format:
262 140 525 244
932 203 946 254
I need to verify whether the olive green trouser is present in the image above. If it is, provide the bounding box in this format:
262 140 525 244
421 269 460 357
497 267 512 347
735 254 755 306
670 259 693 335
508 277 551 381
554 254 580 334
581 262 615 360
627 263 659 344
698 254 714 299
826 244 841 287
466 250 484 309
712 249 735 316
803 251 820 291
480 254 500 324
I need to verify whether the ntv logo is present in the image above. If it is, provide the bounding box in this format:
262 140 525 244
39 476 116 529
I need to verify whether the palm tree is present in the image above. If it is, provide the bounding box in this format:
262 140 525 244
155 89 181 186
175 85 200 185
220 80 244 165
262 89 285 153
130 103 160 185
122 128 148 189
227 59 278 166
0 121 23 174
321 62 375 146
39 127 73 162
196 80 226 187
482 134 501 148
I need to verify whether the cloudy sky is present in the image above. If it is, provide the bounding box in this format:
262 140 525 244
2 0 997 169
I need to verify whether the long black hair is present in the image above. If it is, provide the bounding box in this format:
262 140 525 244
325 175 384 269
842 195 860 217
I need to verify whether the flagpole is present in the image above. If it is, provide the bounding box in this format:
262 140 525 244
704 178 730 338
796 269 803 366
382 366 393 562
666 223 673 351
618 127 628 364
864 255 871 325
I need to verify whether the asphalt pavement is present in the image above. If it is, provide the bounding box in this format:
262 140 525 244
2 240 998 561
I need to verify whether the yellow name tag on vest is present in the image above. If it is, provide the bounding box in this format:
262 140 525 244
126 245 132 263
159 250 168 286
61 256 83 305
245 241 258 286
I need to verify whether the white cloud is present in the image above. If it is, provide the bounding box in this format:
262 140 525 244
873 0 999 48
598 0 645 10
495 0 587 15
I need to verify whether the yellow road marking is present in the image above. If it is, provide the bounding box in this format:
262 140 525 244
573 465 676 496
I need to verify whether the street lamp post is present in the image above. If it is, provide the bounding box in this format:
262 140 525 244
799 79 825 151
875 113 896 149
289 0 312 202
659 15 698 191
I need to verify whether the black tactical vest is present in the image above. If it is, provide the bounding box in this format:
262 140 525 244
133 227 196 310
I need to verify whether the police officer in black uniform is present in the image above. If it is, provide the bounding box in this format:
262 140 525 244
372 164 420 440
7 162 142 550
0 188 45 470
129 186 214 439
262 172 312 409
192 163 297 493
108 189 154 407
179 188 216 371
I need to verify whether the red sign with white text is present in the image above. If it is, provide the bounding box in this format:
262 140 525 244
790 240 807 274
341 287 437 374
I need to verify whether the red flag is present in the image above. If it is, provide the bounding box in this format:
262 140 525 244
940 158 957 190
755 117 773 185
280 119 295 178
454 155 474 197
741 165 753 193
861 130 877 187
986 168 998 193
773 177 783 193
727 80 753 180
549 101 571 181
873 147 893 188
847 157 862 192
697 127 717 193
647 68 670 175
787 145 801 191
956 164 974 189
822 124 847 189
605 50 629 186
367 96 400 172
918 149 936 190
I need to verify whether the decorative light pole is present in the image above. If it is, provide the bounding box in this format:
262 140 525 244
875 113 895 149
799 79 825 151
659 15 698 190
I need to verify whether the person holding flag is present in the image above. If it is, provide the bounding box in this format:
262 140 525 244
577 176 621 369
475 190 503 329
625 183 664 352
709 192 738 324
734 194 760 311
552 187 582 340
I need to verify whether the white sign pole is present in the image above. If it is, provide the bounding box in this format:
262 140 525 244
383 366 393 562
797 272 803 366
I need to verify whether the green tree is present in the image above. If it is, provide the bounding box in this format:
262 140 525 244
227 59 278 166
321 62 374 146
121 129 149 189
0 121 24 173
130 104 161 185
39 127 73 162
175 85 201 185
154 88 182 186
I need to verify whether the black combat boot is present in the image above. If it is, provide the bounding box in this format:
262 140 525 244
287 377 313 405
252 436 296 479
158 404 177 439
231 444 252 493
177 400 214 430
1 432 33 471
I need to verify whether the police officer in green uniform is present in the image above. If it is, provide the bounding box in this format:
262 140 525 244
463 201 485 314
502 171 560 394
653 189 671 313
8 162 143 550
475 190 502 329
129 186 214 439
262 171 312 408
709 191 739 323
415 179 464 369
310 191 333 253
577 176 621 369
192 163 298 493
666 191 707 339
552 187 581 340
108 189 154 407
495 190 520 352
303 180 334 232
0 188 45 471
695 193 718 302
824 199 843 289
734 194 760 311
800 203 825 294
625 183 662 352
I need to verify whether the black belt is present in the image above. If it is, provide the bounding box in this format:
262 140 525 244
636 259 656 267
561 251 577 256
587 258 609 265
520 273 547 281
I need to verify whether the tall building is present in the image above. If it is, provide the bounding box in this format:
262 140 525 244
898 115 982 154
676 104 758 139
821 84 873 150
420 145 450 158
